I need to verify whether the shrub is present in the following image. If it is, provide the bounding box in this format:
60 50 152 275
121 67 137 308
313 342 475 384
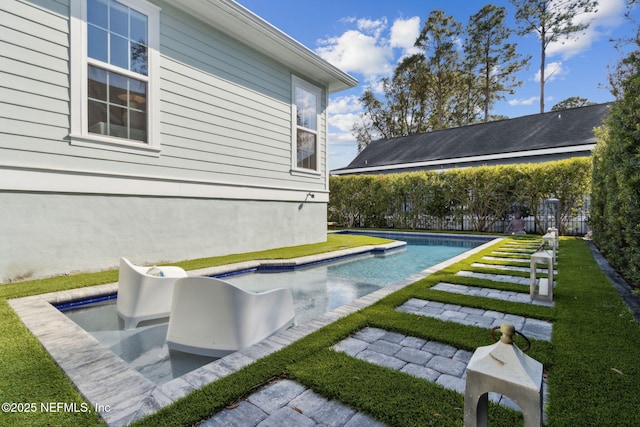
590 49 640 286
329 158 592 234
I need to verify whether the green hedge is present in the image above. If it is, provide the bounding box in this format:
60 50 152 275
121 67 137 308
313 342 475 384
590 60 640 286
329 158 592 234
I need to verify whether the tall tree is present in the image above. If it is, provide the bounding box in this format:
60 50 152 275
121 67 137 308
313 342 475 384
352 11 468 149
352 55 432 150
387 54 433 136
510 0 597 113
550 96 595 110
414 10 463 130
464 4 530 122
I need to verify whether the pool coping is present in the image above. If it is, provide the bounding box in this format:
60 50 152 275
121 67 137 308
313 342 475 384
8 236 501 426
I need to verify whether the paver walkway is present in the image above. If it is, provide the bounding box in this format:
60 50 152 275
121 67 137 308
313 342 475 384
203 242 553 426
456 270 531 285
397 294 553 338
334 327 472 394
471 262 555 274
202 379 384 427
432 282 554 308
332 327 544 412
483 255 534 263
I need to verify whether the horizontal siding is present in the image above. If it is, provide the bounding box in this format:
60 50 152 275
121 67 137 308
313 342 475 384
161 67 290 142
0 101 68 129
160 9 291 100
0 0 70 152
0 27 68 71
160 114 290 168
0 0 329 196
0 71 69 101
157 5 298 186
0 117 69 142
0 53 69 88
4 0 69 35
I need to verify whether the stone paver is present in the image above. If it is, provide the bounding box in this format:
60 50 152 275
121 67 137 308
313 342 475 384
483 255 532 263
202 379 384 427
494 247 536 253
332 327 547 413
456 270 531 285
471 262 556 275
397 296 553 340
333 327 471 395
432 282 554 308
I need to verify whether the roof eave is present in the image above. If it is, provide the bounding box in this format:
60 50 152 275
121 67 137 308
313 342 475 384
331 143 596 175
171 0 358 93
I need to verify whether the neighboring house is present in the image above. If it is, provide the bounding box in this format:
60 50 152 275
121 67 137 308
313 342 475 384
332 103 610 176
0 0 357 282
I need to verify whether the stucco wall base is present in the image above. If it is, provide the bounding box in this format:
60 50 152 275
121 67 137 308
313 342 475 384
1 192 327 283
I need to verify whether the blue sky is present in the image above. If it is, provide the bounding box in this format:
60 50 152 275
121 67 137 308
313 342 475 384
237 0 638 169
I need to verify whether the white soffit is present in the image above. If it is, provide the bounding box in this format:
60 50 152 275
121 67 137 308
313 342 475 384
171 0 358 93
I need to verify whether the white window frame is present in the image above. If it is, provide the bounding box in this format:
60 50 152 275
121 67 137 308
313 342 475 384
69 0 161 156
291 76 322 175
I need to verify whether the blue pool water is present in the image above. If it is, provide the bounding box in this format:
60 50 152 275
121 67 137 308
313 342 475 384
62 232 490 384
222 232 490 324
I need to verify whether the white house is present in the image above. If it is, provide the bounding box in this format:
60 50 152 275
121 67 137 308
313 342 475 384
0 0 357 282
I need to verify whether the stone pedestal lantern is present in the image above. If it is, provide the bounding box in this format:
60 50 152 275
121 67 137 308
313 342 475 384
542 226 559 257
464 323 544 427
530 249 554 302
543 197 560 234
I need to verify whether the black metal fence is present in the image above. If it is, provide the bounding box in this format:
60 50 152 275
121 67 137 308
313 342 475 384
344 210 590 236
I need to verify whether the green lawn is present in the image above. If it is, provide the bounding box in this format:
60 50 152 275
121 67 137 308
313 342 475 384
2 234 639 426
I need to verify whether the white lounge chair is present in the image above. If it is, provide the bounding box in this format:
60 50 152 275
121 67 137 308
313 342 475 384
117 257 188 329
166 276 295 357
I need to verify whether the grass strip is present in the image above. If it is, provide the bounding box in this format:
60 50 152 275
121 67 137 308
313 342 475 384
545 239 640 426
0 301 103 426
290 349 523 427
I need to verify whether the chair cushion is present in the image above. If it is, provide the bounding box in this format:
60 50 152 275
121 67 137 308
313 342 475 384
146 266 165 277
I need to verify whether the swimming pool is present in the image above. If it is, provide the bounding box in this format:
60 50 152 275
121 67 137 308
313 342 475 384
223 232 490 324
60 232 492 385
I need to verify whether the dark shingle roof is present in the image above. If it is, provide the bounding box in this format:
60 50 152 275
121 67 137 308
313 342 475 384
338 103 610 171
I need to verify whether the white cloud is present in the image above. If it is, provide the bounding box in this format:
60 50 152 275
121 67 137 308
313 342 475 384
328 112 360 134
547 0 627 59
318 15 422 168
316 15 424 85
509 96 539 106
356 17 387 38
328 127 359 146
316 29 394 81
327 95 362 115
390 16 421 57
534 61 568 82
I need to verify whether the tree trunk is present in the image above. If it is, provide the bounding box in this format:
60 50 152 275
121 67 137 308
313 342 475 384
540 35 545 113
